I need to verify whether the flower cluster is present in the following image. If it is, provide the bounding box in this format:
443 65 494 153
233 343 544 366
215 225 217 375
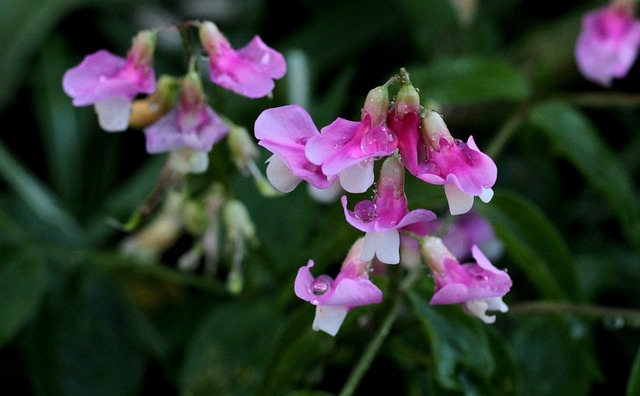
62 21 286 174
254 70 510 335
575 0 640 86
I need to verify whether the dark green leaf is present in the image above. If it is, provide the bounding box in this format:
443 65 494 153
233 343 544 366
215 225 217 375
409 56 530 104
529 100 640 251
628 344 640 396
26 269 148 396
476 190 581 301
0 248 47 346
180 299 282 396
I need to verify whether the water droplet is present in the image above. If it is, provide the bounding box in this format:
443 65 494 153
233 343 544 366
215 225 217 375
333 137 347 149
603 316 625 330
309 276 332 296
310 299 319 305
354 200 377 222
361 126 397 155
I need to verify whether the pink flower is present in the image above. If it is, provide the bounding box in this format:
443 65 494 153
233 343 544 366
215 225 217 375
388 83 422 176
342 156 437 264
305 86 398 193
416 111 496 215
62 30 156 131
294 238 383 336
438 210 503 261
199 21 286 98
575 4 640 87
254 105 336 192
144 72 229 154
422 236 511 323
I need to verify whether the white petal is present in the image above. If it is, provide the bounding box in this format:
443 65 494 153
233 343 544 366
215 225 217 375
306 182 342 204
374 230 400 264
464 300 496 324
361 232 377 262
339 161 374 193
265 155 301 193
479 187 494 203
94 97 131 132
444 184 474 215
312 305 349 336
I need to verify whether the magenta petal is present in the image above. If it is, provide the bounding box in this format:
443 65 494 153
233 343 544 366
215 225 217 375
396 209 437 229
63 51 130 106
326 278 383 307
294 260 317 302
341 195 376 233
430 283 470 305
237 36 287 79
305 118 363 173
471 245 502 274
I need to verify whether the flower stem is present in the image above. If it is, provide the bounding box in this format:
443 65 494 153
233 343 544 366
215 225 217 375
509 301 640 324
486 106 527 160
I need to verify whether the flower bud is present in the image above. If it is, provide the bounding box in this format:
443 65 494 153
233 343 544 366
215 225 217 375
393 82 420 119
421 110 454 151
363 85 390 126
420 235 457 274
129 75 179 129
128 30 157 70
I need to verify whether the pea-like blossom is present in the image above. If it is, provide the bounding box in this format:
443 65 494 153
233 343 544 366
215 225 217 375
421 236 511 324
254 105 336 192
342 156 437 264
436 210 503 261
305 86 398 193
415 110 497 216
144 71 229 155
575 3 640 87
294 238 383 336
199 21 286 98
62 30 157 132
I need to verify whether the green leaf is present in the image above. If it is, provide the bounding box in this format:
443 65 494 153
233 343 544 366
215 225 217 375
180 299 282 396
511 315 598 396
529 100 640 251
628 345 640 396
0 248 47 346
408 291 496 392
476 190 581 301
26 269 148 396
409 56 530 104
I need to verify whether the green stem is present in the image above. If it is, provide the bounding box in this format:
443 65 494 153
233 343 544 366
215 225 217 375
486 106 528 160
509 301 640 323
338 266 423 396
561 92 640 107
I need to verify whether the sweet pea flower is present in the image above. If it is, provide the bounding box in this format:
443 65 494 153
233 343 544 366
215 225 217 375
199 21 286 98
305 85 398 193
144 71 230 157
62 30 157 132
294 238 383 336
437 210 503 261
342 156 437 264
575 2 640 87
421 236 511 324
388 82 422 176
416 110 497 216
254 105 336 192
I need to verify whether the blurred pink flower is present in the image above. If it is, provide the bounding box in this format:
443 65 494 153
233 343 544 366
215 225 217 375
199 21 286 98
62 31 156 131
575 4 640 86
294 238 383 336
144 72 229 154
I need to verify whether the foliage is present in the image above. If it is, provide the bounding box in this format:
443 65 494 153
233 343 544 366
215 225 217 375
1 0 640 395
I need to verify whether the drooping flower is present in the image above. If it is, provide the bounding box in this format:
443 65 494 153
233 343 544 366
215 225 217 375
254 105 336 192
62 30 157 132
388 82 422 176
415 110 497 216
144 71 230 158
575 2 640 87
305 85 398 193
294 238 383 336
199 21 286 98
342 156 437 264
421 236 511 324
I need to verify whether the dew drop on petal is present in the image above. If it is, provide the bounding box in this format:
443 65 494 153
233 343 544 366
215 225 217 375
361 126 397 155
309 275 333 296
354 200 377 222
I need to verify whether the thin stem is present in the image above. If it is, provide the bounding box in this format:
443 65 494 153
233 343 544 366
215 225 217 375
338 265 423 396
509 301 640 323
561 92 640 107
486 106 528 160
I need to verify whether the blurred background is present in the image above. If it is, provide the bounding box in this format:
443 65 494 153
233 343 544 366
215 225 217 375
1 0 640 395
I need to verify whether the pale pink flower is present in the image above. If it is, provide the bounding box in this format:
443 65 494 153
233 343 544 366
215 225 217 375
294 238 383 336
144 72 229 154
254 105 336 192
416 111 496 216
305 86 398 193
342 156 436 264
62 31 156 131
199 21 286 98
575 4 640 87
422 236 511 324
